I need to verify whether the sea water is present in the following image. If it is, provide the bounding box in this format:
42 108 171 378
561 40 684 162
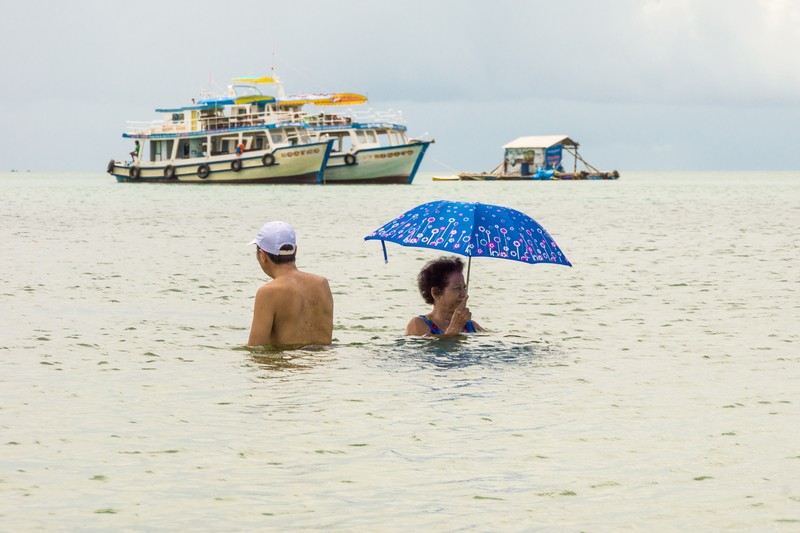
1 171 798 531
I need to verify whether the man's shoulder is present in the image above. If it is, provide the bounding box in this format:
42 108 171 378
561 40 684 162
296 270 330 286
260 271 329 292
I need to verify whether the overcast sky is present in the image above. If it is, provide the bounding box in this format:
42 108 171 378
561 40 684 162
1 0 798 172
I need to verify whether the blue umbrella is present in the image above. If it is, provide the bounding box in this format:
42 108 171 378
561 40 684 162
364 200 571 284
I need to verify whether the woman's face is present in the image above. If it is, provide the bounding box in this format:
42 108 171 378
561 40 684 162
434 271 468 308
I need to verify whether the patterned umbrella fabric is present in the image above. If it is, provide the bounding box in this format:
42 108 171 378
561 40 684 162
364 200 571 282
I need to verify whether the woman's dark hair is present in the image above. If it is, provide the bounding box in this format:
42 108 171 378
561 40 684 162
265 244 296 264
417 256 464 305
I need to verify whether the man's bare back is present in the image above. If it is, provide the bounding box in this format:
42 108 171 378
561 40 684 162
248 270 333 346
247 221 334 347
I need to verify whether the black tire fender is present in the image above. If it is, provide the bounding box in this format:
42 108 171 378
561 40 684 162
164 165 176 179
231 159 243 172
344 153 356 166
129 166 141 180
261 153 275 166
197 164 210 179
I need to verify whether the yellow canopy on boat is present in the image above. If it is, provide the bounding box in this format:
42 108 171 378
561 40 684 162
278 93 368 107
278 94 330 106
234 95 276 104
328 93 368 106
231 76 276 84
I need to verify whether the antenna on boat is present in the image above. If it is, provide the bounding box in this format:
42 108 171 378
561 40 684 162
269 65 286 98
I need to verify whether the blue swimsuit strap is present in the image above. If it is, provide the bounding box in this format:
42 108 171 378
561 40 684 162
419 315 475 334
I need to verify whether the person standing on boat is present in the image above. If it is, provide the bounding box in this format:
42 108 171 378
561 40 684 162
247 221 334 347
405 256 485 337
236 141 245 156
129 140 140 162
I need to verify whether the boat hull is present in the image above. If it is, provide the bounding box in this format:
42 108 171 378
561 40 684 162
320 141 431 184
110 141 331 184
456 170 619 181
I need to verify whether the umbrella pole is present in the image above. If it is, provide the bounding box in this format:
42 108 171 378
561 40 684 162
466 256 471 287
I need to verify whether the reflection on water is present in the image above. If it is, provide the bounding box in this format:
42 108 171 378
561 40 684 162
240 344 335 373
370 334 561 370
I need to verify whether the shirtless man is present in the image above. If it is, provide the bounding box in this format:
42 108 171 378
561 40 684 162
247 221 334 346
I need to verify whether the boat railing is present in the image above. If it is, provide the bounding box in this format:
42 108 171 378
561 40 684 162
126 120 165 135
304 112 354 127
350 108 405 125
126 109 306 136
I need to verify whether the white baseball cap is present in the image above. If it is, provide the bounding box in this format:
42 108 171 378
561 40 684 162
248 221 296 255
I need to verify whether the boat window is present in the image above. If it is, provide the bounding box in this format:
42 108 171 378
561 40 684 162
377 131 395 146
269 129 288 147
189 138 205 158
250 132 268 151
151 140 176 161
177 139 191 159
150 141 161 162
271 130 285 144
354 129 380 148
282 127 311 146
381 130 407 146
177 138 206 159
338 133 353 153
167 140 175 158
208 135 238 155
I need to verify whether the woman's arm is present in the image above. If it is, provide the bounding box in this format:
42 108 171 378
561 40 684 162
405 316 433 336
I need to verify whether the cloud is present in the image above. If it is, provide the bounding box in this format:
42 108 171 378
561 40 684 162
0 0 798 171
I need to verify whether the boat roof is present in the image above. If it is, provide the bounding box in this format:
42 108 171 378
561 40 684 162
503 135 579 149
154 104 211 113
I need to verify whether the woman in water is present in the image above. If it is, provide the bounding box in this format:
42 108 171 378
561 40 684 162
405 256 485 336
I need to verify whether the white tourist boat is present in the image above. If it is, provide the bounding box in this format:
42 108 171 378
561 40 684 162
106 80 332 184
236 74 433 184
304 107 432 184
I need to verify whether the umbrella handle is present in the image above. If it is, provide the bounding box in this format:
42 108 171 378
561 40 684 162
466 256 471 287
381 240 388 264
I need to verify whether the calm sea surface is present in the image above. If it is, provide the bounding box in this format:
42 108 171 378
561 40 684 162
1 171 798 531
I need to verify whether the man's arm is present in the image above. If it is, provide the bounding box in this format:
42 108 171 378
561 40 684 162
247 284 276 346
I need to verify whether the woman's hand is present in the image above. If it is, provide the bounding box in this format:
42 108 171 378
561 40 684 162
444 296 471 335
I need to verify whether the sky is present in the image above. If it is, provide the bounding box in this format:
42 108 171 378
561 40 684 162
1 0 798 172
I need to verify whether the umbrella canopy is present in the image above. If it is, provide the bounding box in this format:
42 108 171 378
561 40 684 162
364 200 571 283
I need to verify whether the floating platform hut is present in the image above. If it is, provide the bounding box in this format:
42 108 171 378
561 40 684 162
443 135 619 181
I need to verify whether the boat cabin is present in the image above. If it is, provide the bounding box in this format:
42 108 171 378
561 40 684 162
316 127 408 153
142 126 311 163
